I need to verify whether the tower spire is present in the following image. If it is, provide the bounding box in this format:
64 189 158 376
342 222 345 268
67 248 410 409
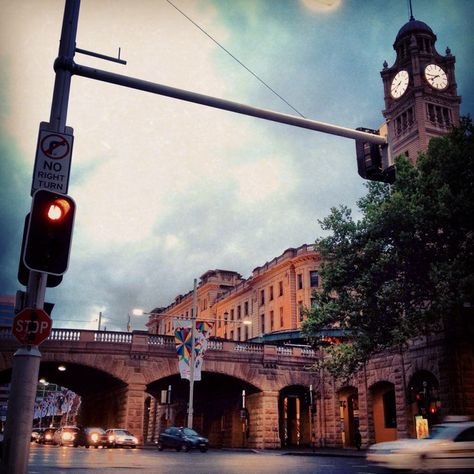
408 0 415 21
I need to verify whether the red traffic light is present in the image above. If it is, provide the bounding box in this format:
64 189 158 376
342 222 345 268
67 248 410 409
23 189 76 275
45 198 72 222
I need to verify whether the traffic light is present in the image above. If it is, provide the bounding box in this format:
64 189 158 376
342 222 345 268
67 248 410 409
18 214 63 287
23 189 76 275
355 127 396 184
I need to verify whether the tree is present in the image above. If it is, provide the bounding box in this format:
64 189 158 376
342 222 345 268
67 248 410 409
302 118 474 378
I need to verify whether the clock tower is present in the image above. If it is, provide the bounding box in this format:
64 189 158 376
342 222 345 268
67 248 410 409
380 15 461 163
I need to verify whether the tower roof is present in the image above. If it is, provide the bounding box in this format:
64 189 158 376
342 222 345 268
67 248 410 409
395 18 434 42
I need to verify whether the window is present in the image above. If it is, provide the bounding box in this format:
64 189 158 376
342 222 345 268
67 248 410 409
279 281 283 296
298 301 304 322
297 274 303 289
280 307 284 327
394 107 415 136
230 330 234 340
383 389 397 428
270 310 274 331
230 309 234 321
237 305 241 320
269 286 274 301
427 103 452 128
260 289 265 306
244 301 249 316
261 314 265 334
455 427 474 442
310 270 319 288
245 326 249 340
237 327 241 341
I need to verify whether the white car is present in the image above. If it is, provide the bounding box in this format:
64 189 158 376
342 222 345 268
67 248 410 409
105 428 138 448
367 419 474 472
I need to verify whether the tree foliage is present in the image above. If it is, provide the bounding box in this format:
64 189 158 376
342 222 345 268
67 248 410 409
302 118 474 378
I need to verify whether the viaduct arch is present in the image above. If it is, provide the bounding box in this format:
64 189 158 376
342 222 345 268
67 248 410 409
0 328 317 448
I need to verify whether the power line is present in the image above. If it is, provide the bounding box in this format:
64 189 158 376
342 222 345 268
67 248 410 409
165 0 306 118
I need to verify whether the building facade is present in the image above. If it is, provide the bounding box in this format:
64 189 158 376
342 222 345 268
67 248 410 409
144 15 473 450
146 244 321 343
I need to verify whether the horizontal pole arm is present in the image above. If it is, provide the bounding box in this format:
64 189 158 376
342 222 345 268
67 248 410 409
68 61 387 145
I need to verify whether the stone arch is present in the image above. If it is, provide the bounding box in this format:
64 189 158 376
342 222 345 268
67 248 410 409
278 384 312 447
368 380 397 444
406 369 441 436
142 370 263 448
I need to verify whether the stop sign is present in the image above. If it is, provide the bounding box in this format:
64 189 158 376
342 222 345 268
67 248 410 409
12 308 52 345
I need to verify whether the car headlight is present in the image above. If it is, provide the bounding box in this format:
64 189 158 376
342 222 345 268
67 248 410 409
108 435 115 442
62 432 75 441
132 437 138 444
91 433 99 442
45 434 52 440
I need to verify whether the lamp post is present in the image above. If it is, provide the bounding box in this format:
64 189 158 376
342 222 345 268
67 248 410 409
38 378 48 428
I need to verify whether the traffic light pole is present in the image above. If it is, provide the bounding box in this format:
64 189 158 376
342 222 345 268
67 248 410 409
1 2 80 473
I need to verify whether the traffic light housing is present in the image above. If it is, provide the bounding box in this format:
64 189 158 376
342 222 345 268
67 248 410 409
23 189 76 275
355 127 396 184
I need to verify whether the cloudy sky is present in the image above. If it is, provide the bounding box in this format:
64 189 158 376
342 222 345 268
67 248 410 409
1 0 472 331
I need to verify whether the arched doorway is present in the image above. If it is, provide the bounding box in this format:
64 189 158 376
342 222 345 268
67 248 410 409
370 381 397 443
337 386 359 448
279 385 311 447
407 370 440 437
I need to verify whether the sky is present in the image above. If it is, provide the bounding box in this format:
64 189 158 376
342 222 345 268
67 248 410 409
0 0 473 332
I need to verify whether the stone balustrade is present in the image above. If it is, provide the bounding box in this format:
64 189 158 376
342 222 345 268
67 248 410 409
0 326 316 359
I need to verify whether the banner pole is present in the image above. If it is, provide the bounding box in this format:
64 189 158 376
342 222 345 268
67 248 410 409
187 278 198 429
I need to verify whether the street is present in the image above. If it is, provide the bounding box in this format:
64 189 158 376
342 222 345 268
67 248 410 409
28 444 385 474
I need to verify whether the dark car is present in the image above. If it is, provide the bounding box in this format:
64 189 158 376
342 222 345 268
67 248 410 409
37 427 57 445
31 428 44 442
157 427 209 452
84 427 108 448
54 426 103 448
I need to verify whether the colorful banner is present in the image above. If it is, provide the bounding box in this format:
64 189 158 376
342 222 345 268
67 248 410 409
33 387 80 421
174 319 214 381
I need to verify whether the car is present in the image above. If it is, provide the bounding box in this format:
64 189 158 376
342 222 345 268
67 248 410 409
105 429 138 448
84 427 107 448
367 418 474 472
37 427 57 445
157 426 209 452
31 428 44 442
54 426 89 447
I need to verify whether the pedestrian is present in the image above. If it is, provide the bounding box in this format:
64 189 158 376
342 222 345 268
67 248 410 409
355 429 362 450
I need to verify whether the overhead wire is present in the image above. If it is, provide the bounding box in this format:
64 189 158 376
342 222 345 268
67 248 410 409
165 0 306 118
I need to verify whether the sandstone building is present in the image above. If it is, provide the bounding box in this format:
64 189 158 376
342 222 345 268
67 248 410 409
144 14 473 450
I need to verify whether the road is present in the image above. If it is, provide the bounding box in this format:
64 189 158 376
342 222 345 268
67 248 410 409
27 444 386 474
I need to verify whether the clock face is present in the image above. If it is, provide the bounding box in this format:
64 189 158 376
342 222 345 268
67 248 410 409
390 70 409 99
424 64 448 90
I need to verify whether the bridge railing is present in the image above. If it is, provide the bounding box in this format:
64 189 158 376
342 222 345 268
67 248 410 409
0 326 316 359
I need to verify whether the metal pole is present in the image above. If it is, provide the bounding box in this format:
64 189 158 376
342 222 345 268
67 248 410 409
68 62 387 146
0 2 80 473
167 385 172 422
187 279 198 429
98 311 102 331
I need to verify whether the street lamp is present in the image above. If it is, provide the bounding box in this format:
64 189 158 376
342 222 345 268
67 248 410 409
38 379 49 428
